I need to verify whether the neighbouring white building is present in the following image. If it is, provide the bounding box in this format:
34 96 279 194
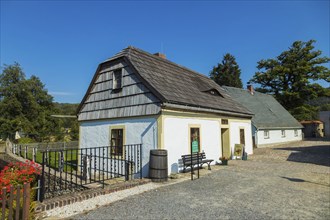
224 86 303 148
77 47 254 176
319 111 330 138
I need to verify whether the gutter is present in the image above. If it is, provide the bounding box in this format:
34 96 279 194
257 126 304 130
162 102 253 119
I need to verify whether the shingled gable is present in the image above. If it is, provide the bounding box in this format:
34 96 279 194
77 46 252 121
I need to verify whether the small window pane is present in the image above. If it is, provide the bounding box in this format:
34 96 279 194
294 130 298 137
113 69 122 90
264 130 269 139
221 119 228 125
240 129 245 145
111 129 123 155
281 130 285 138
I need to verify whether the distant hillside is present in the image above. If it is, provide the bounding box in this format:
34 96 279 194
54 103 79 115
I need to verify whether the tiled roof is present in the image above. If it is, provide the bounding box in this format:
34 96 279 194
223 86 303 129
104 47 252 117
300 120 323 124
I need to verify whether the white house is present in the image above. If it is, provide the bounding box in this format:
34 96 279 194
224 86 303 148
319 111 330 137
77 47 254 176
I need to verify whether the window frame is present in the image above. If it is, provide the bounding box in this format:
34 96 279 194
221 119 228 125
189 125 201 153
294 129 298 137
112 69 123 91
264 130 269 139
239 128 245 145
281 130 286 138
109 125 125 157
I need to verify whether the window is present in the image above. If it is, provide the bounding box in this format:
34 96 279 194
294 129 298 137
240 129 245 145
281 130 286 138
264 130 269 139
110 129 123 155
113 69 122 90
221 119 228 125
190 127 200 153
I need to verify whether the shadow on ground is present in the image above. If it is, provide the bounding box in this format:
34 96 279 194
303 137 330 142
280 176 330 187
274 145 330 167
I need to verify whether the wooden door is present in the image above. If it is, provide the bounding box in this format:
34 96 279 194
221 128 230 158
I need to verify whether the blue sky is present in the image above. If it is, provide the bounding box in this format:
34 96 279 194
1 0 329 103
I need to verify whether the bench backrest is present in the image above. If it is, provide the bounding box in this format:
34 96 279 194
181 152 206 163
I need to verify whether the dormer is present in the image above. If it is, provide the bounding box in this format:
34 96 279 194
204 88 223 97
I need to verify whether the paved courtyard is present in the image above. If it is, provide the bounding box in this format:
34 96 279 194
72 140 330 219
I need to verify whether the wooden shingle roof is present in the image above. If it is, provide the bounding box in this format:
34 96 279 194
121 47 252 117
78 46 253 118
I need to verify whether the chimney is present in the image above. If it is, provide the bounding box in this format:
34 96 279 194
247 84 254 95
154 52 166 59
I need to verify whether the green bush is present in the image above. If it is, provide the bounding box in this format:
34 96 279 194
17 137 35 144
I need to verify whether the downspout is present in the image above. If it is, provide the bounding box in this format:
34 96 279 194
253 124 258 148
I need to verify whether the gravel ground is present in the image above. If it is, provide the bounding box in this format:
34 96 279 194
55 140 330 219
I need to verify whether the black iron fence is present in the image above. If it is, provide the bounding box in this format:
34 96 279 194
11 142 78 163
39 144 142 201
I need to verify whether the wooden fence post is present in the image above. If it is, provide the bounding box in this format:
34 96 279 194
58 151 64 172
1 187 6 220
32 148 35 162
15 185 20 220
82 155 90 180
24 146 27 159
22 183 30 220
8 186 14 220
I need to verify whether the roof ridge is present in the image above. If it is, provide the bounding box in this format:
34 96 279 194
126 46 212 81
224 86 275 97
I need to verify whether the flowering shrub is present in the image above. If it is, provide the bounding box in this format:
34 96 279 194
0 160 41 194
0 160 40 219
219 156 229 161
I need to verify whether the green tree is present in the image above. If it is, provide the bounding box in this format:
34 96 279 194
0 63 61 141
53 103 79 141
210 53 243 88
249 40 330 120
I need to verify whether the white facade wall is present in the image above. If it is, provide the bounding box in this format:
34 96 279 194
256 129 302 147
80 115 254 176
79 117 157 177
163 117 220 174
163 117 253 174
319 111 330 137
229 121 253 155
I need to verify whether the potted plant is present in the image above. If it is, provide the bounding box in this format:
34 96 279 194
219 156 229 165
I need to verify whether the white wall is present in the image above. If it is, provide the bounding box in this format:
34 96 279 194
79 117 157 177
163 117 253 174
319 111 330 137
163 117 221 174
79 115 254 177
229 121 253 155
256 129 302 147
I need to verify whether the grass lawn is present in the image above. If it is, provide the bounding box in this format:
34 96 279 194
26 149 78 172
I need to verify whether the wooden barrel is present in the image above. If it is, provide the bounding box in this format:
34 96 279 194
149 149 168 182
